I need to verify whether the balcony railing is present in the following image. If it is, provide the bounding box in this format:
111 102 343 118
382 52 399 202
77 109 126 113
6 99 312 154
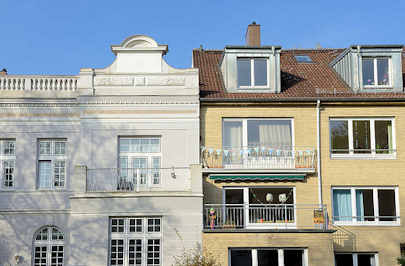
0 75 78 92
86 167 189 192
201 146 316 170
203 204 328 230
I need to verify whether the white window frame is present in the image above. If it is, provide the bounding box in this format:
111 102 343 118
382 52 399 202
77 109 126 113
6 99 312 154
109 217 162 266
335 252 379 266
222 118 295 149
0 139 16 189
119 137 162 188
37 139 67 190
229 248 308 266
32 226 64 266
329 118 396 159
237 57 270 88
223 186 297 229
362 57 392 88
332 187 400 226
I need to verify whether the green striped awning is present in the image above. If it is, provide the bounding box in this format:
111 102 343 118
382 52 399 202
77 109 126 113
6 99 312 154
209 174 305 181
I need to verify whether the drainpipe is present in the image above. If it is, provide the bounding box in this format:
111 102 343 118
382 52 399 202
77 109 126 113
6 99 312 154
316 99 323 207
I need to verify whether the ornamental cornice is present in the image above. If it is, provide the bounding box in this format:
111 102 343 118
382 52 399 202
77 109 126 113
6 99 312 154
78 95 199 105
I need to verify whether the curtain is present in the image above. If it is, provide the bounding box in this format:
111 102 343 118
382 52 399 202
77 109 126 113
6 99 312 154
258 120 292 149
333 190 352 221
223 121 242 149
356 190 364 221
39 161 52 188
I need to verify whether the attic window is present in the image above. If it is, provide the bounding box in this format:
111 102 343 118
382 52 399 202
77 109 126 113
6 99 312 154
295 55 312 63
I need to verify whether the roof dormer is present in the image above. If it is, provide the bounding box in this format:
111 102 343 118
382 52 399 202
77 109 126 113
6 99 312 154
220 23 282 93
330 45 404 92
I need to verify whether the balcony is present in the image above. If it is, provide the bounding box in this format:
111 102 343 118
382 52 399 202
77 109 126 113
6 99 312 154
85 167 191 192
203 204 329 231
201 146 316 173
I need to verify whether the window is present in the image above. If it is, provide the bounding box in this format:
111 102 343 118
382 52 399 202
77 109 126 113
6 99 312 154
38 139 67 189
335 253 378 266
362 57 390 87
33 226 64 266
109 217 161 266
330 118 395 158
0 139 16 189
119 137 161 190
295 55 312 63
237 58 268 88
332 187 399 225
230 248 307 266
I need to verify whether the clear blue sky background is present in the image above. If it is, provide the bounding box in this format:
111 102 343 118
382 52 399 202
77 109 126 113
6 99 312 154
1 0 404 75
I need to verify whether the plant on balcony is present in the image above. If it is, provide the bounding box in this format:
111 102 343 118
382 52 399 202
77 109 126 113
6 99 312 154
398 256 405 266
173 245 220 266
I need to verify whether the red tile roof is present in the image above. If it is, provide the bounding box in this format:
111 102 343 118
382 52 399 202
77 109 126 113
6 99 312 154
193 48 405 101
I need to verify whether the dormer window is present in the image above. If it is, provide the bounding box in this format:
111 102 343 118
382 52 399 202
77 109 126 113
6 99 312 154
362 57 391 87
237 58 268 88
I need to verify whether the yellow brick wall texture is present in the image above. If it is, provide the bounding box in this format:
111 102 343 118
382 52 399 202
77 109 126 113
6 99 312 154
201 104 405 266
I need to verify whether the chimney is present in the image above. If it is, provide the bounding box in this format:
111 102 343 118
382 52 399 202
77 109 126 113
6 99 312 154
0 68 7 76
246 22 260 47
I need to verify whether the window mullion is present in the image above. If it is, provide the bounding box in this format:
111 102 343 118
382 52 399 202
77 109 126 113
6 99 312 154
374 189 379 223
251 59 255 87
353 253 359 266
242 120 248 149
374 58 378 85
251 249 258 266
351 189 357 223
278 249 284 266
348 119 354 154
370 119 376 155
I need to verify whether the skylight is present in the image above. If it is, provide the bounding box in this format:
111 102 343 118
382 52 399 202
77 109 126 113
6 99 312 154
295 55 312 63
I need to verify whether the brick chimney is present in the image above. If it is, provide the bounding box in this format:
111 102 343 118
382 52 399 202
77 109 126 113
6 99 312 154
0 68 7 76
246 22 260 47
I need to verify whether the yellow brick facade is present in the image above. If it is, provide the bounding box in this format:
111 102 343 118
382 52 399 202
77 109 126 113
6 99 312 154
201 103 405 266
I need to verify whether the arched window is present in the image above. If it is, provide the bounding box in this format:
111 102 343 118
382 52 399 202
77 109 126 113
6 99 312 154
33 226 64 266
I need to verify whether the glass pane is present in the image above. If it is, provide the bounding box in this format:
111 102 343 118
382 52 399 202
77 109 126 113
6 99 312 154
330 121 349 153
375 120 392 153
152 157 160 185
377 58 389 86
356 189 374 221
39 141 51 155
247 120 292 149
284 250 303 266
358 254 374 266
119 139 130 152
119 157 128 179
133 158 147 185
353 120 371 153
333 190 352 221
54 142 66 155
223 121 242 149
335 254 353 266
254 58 267 86
3 140 15 155
362 58 375 86
378 189 396 221
225 189 244 204
39 161 52 188
230 250 252 266
237 58 251 87
258 250 278 266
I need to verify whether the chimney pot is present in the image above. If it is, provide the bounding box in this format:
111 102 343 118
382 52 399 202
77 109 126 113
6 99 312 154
246 22 260 47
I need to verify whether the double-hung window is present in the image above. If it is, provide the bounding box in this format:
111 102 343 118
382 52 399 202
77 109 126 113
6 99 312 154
330 118 395 158
38 139 67 189
332 187 399 225
237 58 268 88
0 139 16 189
362 57 391 87
109 217 161 266
119 137 161 189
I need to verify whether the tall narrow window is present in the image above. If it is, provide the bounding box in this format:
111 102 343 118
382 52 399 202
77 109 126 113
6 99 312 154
33 226 64 266
109 217 161 266
119 137 161 190
0 139 16 189
38 139 67 189
237 58 268 88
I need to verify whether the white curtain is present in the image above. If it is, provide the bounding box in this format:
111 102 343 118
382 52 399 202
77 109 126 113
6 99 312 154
259 121 292 148
223 122 242 149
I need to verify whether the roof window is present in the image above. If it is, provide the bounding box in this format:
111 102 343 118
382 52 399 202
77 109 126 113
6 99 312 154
295 55 312 63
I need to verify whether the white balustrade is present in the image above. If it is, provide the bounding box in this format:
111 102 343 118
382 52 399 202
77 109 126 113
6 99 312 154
0 75 78 92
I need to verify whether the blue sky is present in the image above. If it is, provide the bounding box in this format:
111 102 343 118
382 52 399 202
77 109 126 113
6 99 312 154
1 0 404 75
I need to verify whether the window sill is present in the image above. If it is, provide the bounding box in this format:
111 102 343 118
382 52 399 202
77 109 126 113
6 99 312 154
333 221 400 227
330 153 396 160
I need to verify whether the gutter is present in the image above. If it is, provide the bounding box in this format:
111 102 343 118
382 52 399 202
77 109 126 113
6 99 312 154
316 100 323 208
200 97 405 103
